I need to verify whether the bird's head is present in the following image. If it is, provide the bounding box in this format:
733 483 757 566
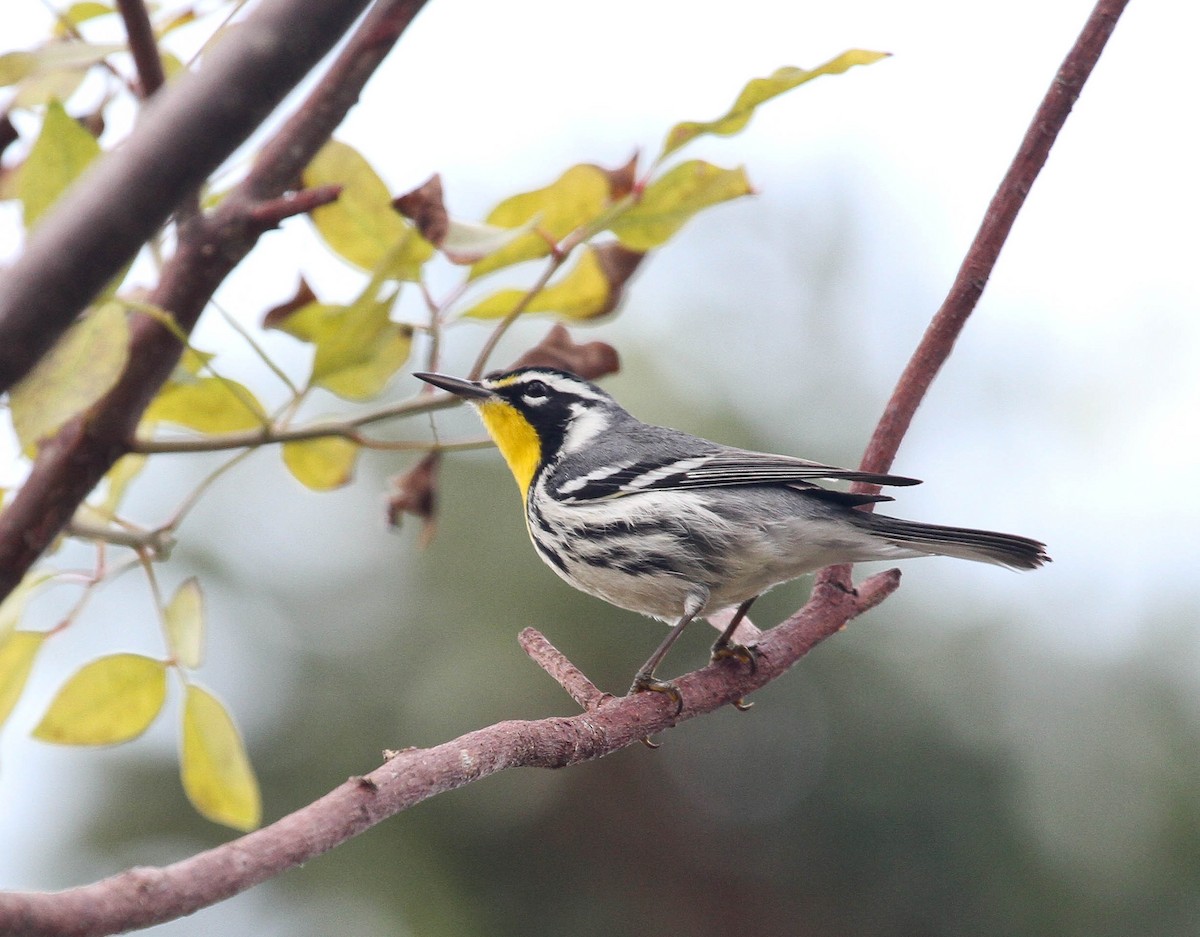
414 367 620 498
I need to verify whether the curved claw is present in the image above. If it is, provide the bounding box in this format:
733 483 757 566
711 640 758 674
629 675 684 716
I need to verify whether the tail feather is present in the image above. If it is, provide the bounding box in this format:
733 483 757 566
852 513 1050 570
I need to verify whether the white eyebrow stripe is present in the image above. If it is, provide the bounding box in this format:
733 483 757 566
542 374 607 401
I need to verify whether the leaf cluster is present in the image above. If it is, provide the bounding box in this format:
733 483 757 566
0 6 887 830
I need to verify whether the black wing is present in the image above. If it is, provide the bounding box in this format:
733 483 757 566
550 450 920 503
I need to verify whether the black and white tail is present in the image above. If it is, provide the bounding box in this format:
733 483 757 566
851 513 1050 570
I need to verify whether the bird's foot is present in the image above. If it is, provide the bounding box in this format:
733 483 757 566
711 640 757 710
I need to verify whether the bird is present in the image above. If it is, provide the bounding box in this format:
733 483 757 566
415 367 1049 709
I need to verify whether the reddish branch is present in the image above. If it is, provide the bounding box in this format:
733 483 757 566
855 0 1129 480
0 574 895 937
0 0 1128 934
0 0 430 602
817 0 1129 594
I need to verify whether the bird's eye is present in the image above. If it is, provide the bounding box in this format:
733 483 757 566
523 380 549 400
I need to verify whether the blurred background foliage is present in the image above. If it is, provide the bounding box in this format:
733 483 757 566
4 0 1200 935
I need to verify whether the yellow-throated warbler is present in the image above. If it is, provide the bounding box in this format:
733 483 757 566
416 368 1049 704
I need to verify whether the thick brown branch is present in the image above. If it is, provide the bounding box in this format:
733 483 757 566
0 0 431 603
0 0 379 394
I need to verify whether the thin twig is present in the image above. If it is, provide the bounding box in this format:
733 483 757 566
815 0 1129 593
130 392 462 453
519 627 612 711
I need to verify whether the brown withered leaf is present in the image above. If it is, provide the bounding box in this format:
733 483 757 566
592 152 639 200
262 277 318 330
506 324 620 380
387 450 441 547
591 242 645 316
392 174 448 247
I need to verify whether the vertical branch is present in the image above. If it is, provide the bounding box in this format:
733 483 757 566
856 0 1130 479
115 0 166 98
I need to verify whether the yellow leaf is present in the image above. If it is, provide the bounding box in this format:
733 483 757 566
609 160 752 251
53 3 116 38
661 52 891 158
303 139 432 279
0 569 55 643
9 301 129 453
181 684 261 831
282 436 360 491
144 376 267 434
165 578 204 669
98 454 147 517
0 632 46 728
0 52 35 86
33 653 167 745
273 288 412 401
468 164 611 280
463 247 622 321
16 99 101 229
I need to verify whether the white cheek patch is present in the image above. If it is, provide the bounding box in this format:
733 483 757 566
561 404 611 453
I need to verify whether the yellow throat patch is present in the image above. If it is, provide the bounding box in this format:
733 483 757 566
475 399 541 500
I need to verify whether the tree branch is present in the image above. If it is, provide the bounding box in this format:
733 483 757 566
0 0 381 394
0 0 430 603
0 0 1128 933
115 0 166 98
0 572 895 937
817 0 1128 592
856 0 1128 480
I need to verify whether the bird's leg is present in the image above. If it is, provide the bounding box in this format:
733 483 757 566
710 596 759 711
710 596 758 668
628 594 706 716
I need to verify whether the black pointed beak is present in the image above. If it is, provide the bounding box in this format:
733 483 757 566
414 371 495 400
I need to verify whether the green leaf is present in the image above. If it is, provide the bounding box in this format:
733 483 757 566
181 684 261 831
463 245 640 321
609 160 752 250
164 578 204 669
16 100 101 227
303 139 432 279
0 632 47 728
9 301 129 453
270 287 412 401
33 653 167 745
661 51 891 158
468 164 612 280
281 436 360 491
144 376 267 434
